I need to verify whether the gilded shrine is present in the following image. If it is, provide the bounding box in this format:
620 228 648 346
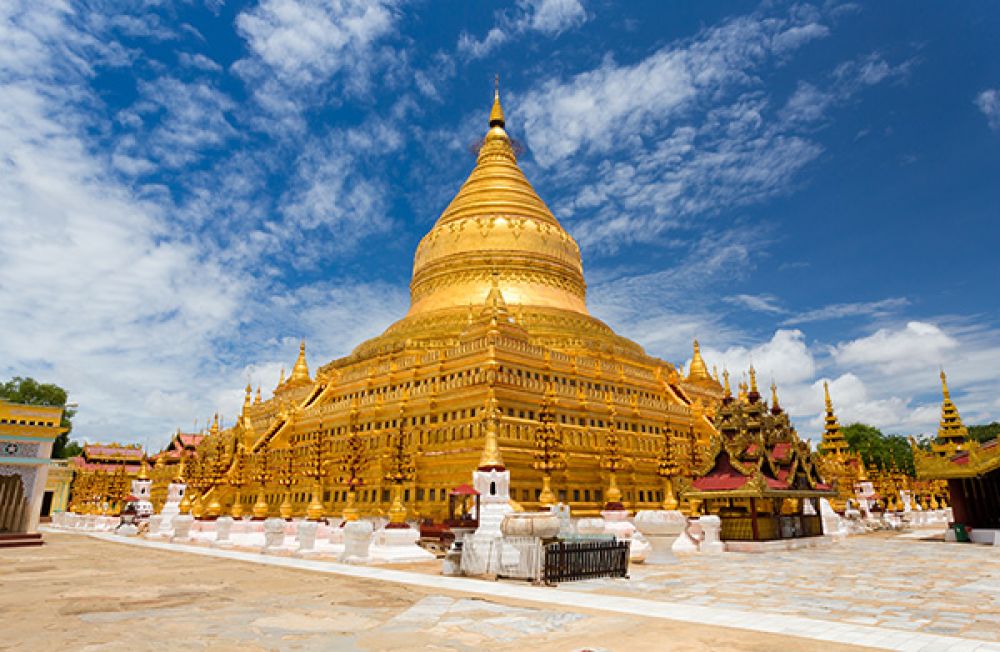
152 90 727 523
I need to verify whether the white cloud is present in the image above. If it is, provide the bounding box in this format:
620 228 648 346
976 88 1000 131
832 321 958 373
724 294 785 314
457 0 588 59
782 297 909 325
178 52 222 72
523 0 587 35
233 0 402 121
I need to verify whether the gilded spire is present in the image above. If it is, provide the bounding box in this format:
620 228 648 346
489 74 505 128
722 369 731 398
277 366 285 388
686 339 712 383
819 381 849 456
748 365 758 394
243 383 252 409
288 339 311 386
138 458 150 481
479 387 505 470
936 369 968 447
210 413 219 436
254 385 262 404
770 381 781 413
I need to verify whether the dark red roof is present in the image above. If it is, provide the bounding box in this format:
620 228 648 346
772 442 791 460
450 483 479 495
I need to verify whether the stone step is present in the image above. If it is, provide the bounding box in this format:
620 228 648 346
0 532 44 548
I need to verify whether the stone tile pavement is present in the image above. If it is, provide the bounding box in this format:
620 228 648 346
53 530 1000 651
568 532 1000 646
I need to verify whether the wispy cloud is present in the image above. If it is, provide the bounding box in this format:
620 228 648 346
724 294 785 314
782 297 909 325
458 0 588 59
976 88 1000 131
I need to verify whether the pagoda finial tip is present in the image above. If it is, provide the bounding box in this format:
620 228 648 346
489 75 505 128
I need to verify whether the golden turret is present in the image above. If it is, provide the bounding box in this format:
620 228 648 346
935 370 968 449
819 381 850 456
287 340 311 386
138 458 150 481
722 369 731 399
243 383 252 409
686 339 712 383
254 385 261 404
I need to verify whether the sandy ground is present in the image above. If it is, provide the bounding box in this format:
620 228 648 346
0 533 864 652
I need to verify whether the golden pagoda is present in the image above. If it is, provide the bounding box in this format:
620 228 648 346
166 87 723 521
815 382 865 512
913 371 1000 530
931 370 968 453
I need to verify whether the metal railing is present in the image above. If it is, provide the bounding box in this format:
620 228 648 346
542 539 630 585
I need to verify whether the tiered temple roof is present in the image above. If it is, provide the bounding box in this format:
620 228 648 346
72 443 144 473
685 369 833 500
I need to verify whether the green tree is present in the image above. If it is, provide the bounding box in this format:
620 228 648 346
968 422 1000 444
841 423 914 475
0 376 78 458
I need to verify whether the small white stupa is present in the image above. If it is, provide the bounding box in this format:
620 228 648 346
462 388 514 575
150 456 187 538
131 458 154 518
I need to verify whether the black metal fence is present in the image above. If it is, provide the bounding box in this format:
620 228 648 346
542 539 630 585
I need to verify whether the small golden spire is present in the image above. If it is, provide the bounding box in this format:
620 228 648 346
771 381 779 409
940 369 950 400
210 413 219 436
254 385 262 404
138 458 150 481
686 338 712 383
823 380 833 411
489 74 505 128
289 339 311 385
277 366 285 388
479 387 505 470
243 383 252 408
748 365 758 393
722 369 731 398
712 365 720 382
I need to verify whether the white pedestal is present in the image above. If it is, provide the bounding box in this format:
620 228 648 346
296 521 318 555
370 526 436 563
634 510 686 563
214 516 234 548
601 509 649 563
340 520 373 564
698 515 725 554
171 514 194 542
262 518 288 552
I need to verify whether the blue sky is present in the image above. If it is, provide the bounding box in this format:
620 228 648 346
2 1 999 449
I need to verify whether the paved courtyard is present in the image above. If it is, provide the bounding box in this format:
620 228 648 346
568 532 1000 645
1 532 856 652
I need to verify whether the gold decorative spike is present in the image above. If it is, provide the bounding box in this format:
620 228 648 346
254 385 262 404
723 369 731 398
244 383 252 409
277 366 285 389
748 365 758 393
489 74 505 127
479 387 505 470
770 381 780 410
